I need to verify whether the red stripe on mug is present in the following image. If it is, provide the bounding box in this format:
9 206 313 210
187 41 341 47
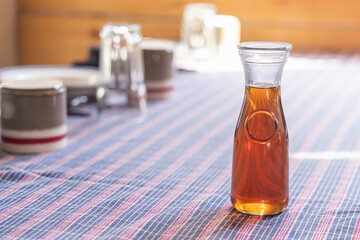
147 86 174 93
2 134 66 144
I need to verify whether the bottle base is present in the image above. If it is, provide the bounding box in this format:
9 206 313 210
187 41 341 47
231 196 287 216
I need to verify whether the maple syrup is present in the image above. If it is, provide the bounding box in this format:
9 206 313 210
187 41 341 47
231 85 289 215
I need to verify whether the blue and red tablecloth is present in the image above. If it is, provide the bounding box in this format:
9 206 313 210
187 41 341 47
1 54 360 239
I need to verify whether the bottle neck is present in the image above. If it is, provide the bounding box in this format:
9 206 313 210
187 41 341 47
245 85 281 100
242 62 286 88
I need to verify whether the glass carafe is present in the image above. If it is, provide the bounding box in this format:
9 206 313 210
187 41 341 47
231 41 292 215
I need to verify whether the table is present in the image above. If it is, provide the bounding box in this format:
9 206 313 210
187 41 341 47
1 53 360 239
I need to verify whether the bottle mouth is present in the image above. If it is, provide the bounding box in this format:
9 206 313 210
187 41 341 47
238 41 292 64
238 41 292 52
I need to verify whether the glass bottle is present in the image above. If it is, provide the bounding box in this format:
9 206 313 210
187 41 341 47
231 41 292 215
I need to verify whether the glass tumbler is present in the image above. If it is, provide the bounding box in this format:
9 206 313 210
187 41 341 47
231 41 292 215
99 23 147 119
180 3 217 60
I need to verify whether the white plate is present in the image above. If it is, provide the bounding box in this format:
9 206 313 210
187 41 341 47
0 66 103 101
0 65 102 87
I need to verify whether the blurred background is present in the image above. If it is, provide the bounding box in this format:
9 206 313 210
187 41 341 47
0 0 360 67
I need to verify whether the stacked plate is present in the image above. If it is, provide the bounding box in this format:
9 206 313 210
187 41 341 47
0 66 103 103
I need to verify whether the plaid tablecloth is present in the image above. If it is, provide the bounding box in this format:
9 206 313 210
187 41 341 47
1 54 360 239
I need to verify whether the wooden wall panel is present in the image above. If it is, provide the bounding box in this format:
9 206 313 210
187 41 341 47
19 14 179 65
17 0 360 24
243 27 360 52
0 0 17 67
18 0 360 65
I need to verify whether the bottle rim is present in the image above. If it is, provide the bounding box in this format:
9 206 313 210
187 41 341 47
238 41 292 52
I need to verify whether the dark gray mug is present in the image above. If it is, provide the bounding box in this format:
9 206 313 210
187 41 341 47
1 79 67 153
142 39 176 100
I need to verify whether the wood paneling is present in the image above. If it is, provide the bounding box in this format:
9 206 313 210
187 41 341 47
18 0 360 64
0 0 17 67
19 14 179 64
17 0 360 24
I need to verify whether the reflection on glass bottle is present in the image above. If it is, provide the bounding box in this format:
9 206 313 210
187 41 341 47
231 41 292 215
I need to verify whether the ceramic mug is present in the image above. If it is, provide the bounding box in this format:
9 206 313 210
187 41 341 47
1 79 67 153
142 39 176 100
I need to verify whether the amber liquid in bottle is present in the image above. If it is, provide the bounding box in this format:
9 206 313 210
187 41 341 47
231 85 289 215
